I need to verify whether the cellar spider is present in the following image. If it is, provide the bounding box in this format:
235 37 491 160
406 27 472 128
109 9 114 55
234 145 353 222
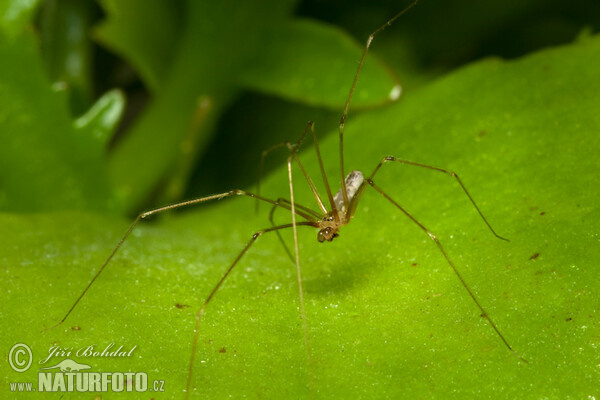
46 0 527 397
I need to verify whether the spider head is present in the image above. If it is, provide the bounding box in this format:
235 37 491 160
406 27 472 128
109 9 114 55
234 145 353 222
317 227 339 243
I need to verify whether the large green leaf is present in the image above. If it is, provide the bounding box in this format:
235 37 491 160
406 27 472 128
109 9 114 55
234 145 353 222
237 18 400 109
0 0 40 37
0 31 116 213
94 0 183 93
38 0 95 115
2 34 598 399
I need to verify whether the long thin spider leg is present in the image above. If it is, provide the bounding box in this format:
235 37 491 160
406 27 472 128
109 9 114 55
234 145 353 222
268 197 321 264
255 121 315 212
337 0 422 211
42 190 314 332
255 121 328 215
277 197 322 220
269 202 294 263
290 152 328 214
308 123 340 221
369 156 508 241
257 142 289 213
185 221 316 398
366 178 528 363
287 156 314 390
286 121 332 215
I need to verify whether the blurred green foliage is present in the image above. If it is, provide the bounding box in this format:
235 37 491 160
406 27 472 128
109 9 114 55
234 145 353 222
1 0 599 398
1 0 598 214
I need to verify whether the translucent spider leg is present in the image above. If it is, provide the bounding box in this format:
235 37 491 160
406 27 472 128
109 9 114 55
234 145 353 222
43 189 315 332
306 122 341 221
259 131 325 390
258 120 343 218
369 156 508 241
185 220 317 398
256 121 316 212
337 0 423 211
287 155 314 389
365 176 528 363
256 142 287 213
268 198 322 263
269 203 295 262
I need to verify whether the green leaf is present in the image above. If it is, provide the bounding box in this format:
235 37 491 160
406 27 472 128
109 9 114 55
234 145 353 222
3 35 599 398
73 89 125 145
237 18 399 108
38 0 95 114
0 31 114 213
94 0 183 92
0 0 40 37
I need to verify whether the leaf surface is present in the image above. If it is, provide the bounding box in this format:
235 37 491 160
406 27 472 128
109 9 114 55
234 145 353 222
2 33 599 400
